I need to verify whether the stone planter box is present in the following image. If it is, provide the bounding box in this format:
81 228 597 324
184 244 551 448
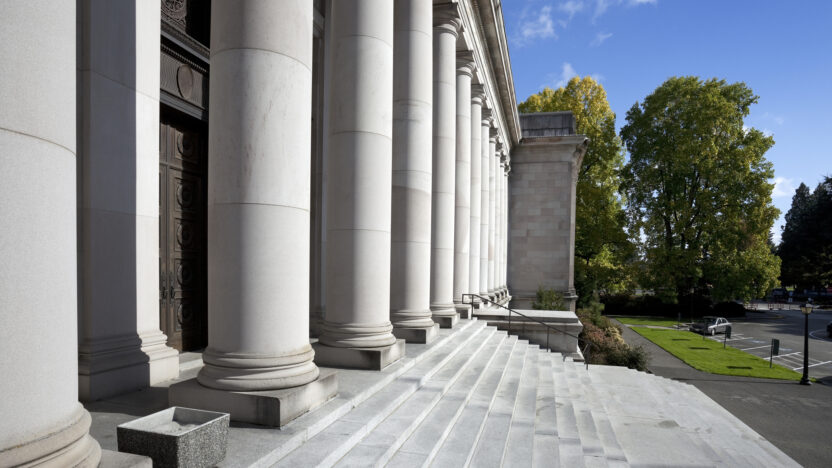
117 406 229 468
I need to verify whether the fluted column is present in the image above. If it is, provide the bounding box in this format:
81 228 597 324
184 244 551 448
390 0 438 344
0 2 100 465
479 116 493 301
452 51 475 318
430 5 462 328
487 139 498 301
468 86 484 307
316 0 405 368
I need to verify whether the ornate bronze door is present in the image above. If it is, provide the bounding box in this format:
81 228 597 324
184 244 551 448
159 108 207 351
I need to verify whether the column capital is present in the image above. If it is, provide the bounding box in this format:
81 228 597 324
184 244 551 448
433 3 462 36
481 106 493 123
456 50 476 77
471 83 486 104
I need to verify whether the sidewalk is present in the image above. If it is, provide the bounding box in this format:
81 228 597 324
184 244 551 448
616 321 832 468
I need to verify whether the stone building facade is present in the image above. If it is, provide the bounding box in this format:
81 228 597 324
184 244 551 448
0 1 583 465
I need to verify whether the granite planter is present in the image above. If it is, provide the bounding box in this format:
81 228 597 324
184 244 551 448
117 406 229 468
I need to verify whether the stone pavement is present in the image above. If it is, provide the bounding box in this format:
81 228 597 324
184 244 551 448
618 321 832 468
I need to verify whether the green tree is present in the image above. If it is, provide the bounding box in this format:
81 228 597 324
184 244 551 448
620 76 780 302
778 178 832 289
519 77 633 304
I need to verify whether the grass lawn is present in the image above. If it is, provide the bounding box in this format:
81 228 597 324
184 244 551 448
631 327 805 381
613 316 682 327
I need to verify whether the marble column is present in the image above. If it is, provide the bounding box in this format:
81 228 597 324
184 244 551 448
390 0 439 344
479 115 493 302
430 5 462 328
315 0 405 369
495 156 504 302
452 51 475 319
500 158 509 301
487 139 498 302
169 0 336 428
0 2 101 465
468 85 484 308
77 0 179 402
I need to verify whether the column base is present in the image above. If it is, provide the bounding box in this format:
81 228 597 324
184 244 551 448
168 369 338 427
432 313 459 329
312 339 405 370
431 303 460 329
455 302 473 319
0 405 101 467
393 324 439 344
78 331 179 401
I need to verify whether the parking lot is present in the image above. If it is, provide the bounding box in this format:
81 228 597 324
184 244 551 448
704 308 832 381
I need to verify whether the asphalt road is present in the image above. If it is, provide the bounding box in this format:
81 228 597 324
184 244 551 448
616 315 832 468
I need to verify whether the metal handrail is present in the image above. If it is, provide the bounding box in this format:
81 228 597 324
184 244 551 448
462 293 595 370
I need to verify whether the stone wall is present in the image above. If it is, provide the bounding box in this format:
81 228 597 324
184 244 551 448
508 113 587 311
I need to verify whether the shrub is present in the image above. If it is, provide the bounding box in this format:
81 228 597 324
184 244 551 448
533 287 565 310
577 306 649 371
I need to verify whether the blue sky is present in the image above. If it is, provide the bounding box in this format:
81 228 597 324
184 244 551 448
503 0 832 243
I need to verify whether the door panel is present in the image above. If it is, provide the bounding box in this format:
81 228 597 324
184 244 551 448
160 108 207 351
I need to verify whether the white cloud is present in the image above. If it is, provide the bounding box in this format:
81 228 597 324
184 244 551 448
593 0 656 21
516 5 557 46
771 176 796 198
539 63 604 90
555 62 578 87
558 0 585 19
590 31 613 46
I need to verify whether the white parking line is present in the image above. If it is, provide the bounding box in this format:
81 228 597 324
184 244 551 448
767 352 801 361
737 345 773 351
792 361 832 371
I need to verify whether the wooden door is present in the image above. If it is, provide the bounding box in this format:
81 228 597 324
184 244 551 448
159 108 207 351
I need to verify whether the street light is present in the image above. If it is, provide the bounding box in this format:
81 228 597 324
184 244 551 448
799 301 813 385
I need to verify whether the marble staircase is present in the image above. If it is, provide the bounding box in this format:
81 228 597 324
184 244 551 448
89 318 800 467
270 319 798 468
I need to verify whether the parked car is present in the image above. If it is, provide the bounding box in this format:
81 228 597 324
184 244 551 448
690 316 732 336
827 321 832 338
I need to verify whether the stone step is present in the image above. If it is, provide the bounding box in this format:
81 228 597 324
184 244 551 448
585 365 706 467
601 366 775 467
467 340 530 466
502 348 539 468
332 326 500 467
382 331 506 468
562 358 606 467
574 369 627 465
656 377 798 467
428 335 521 467
210 320 480 467
550 354 583 468
585 364 782 468
531 350 559 468
273 321 489 468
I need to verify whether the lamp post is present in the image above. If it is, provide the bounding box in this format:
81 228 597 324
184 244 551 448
799 301 813 385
